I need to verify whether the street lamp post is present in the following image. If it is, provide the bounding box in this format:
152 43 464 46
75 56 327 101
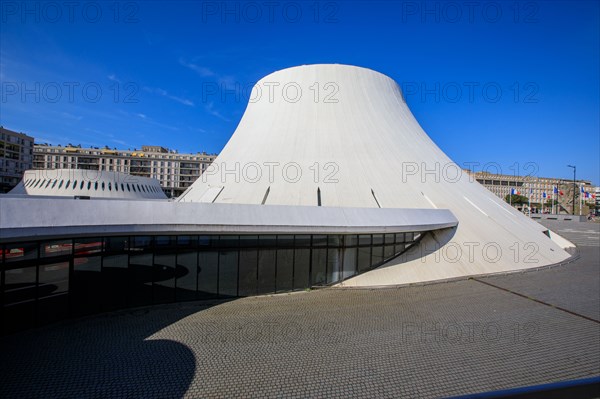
567 165 576 216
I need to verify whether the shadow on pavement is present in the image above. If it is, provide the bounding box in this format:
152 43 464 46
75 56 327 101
0 299 232 398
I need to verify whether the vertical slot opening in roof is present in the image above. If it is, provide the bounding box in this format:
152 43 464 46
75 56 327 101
371 189 382 208
261 186 271 205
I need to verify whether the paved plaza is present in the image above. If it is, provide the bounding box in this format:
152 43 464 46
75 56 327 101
0 221 599 398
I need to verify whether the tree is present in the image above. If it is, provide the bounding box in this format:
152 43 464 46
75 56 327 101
505 194 529 204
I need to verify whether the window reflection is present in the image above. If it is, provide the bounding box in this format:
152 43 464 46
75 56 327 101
3 266 37 305
239 250 258 296
218 251 238 297
42 240 72 258
311 248 327 286
1 230 425 334
176 238 198 301
276 249 293 292
4 242 38 263
293 248 310 290
198 251 218 299
257 249 276 295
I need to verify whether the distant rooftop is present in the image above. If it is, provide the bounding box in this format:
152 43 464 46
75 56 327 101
33 142 217 157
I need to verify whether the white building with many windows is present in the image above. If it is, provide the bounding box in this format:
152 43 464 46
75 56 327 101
0 127 34 193
33 144 216 197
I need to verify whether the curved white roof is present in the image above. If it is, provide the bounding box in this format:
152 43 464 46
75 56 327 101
179 64 573 285
10 169 167 200
0 198 458 240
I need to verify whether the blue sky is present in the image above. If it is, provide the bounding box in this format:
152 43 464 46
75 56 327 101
1 1 598 184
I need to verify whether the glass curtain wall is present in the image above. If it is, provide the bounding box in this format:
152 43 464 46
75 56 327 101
1 232 423 334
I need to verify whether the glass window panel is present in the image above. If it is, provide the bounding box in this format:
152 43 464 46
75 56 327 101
372 234 384 245
218 251 238 297
395 243 407 254
395 233 406 244
41 240 72 258
312 235 327 247
3 266 37 305
405 232 415 242
384 245 395 259
218 235 239 249
385 234 395 244
38 262 69 298
198 236 213 247
4 242 38 263
259 235 277 248
74 255 102 273
276 249 293 293
176 251 198 301
155 235 176 250
239 235 258 248
357 247 371 272
293 248 310 290
371 246 384 266
129 253 153 307
238 250 258 296
345 235 358 247
105 236 128 252
198 251 218 299
72 256 103 315
311 248 327 286
294 235 311 248
277 235 295 248
327 248 341 284
103 254 128 269
154 253 176 303
102 254 129 310
130 236 153 252
328 235 341 247
74 237 103 255
257 249 276 295
358 235 372 246
342 247 357 280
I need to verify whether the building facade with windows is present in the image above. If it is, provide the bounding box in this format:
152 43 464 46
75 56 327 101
465 170 594 212
0 127 34 193
33 144 216 198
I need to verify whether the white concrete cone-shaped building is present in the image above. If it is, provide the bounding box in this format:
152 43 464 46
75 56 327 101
179 64 573 286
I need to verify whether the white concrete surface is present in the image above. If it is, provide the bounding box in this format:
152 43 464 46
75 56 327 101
10 169 166 200
178 64 573 285
0 197 457 241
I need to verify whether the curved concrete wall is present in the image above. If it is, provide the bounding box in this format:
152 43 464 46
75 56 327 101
179 64 573 285
10 169 167 200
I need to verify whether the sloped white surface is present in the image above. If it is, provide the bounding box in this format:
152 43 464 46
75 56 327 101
180 64 571 285
10 169 166 200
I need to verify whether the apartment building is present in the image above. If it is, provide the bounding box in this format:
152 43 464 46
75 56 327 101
466 170 594 212
33 144 217 198
0 127 34 193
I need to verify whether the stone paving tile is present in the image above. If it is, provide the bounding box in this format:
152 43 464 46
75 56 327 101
479 220 600 322
479 246 600 321
0 222 598 398
1 278 598 399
